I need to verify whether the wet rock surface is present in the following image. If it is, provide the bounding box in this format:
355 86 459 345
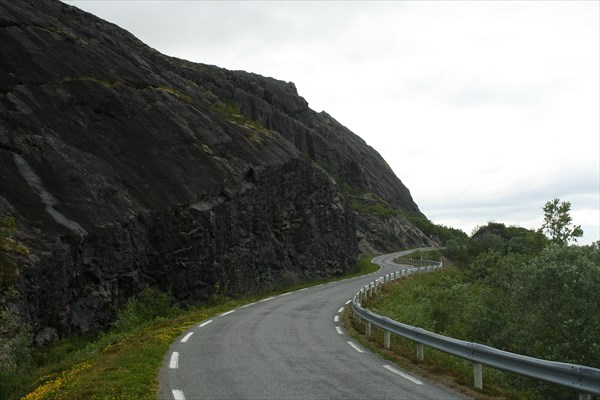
0 0 435 339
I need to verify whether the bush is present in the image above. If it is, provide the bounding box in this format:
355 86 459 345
371 242 600 398
0 305 32 400
405 214 467 245
113 289 180 332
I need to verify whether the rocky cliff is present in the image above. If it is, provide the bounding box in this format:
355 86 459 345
0 0 436 341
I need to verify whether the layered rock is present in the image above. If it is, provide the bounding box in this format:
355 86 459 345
0 0 435 339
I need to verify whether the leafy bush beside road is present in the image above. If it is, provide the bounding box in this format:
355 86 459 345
367 240 600 399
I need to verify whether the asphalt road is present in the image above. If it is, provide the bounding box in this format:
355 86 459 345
159 249 468 400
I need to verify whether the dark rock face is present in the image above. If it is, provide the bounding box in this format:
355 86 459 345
19 159 355 335
356 213 438 255
0 0 433 339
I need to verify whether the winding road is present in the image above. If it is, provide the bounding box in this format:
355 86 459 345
159 249 467 400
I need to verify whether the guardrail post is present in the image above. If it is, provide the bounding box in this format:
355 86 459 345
579 393 591 400
416 343 424 362
366 322 372 336
474 363 483 390
384 330 391 349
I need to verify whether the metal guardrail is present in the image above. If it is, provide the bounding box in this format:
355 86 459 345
351 262 600 398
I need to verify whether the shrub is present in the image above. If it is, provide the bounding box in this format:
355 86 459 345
113 289 180 332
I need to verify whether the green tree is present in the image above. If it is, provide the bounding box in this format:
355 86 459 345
540 198 583 245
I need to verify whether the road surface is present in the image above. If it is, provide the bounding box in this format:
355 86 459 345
159 249 467 400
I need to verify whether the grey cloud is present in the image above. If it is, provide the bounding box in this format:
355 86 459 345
450 86 544 107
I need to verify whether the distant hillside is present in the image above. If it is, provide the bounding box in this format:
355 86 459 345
0 0 437 341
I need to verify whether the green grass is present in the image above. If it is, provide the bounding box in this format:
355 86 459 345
11 256 379 400
350 202 402 217
210 100 268 135
343 255 380 276
151 86 193 103
59 77 193 104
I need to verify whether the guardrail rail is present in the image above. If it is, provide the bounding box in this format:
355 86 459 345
351 260 600 399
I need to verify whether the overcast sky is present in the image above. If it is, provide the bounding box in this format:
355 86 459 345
66 0 599 244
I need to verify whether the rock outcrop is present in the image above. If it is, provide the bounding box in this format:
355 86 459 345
0 0 437 340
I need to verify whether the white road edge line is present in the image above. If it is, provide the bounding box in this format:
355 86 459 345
259 296 274 302
335 327 344 335
347 341 364 353
240 303 255 308
338 307 344 313
279 292 290 297
172 389 186 400
297 288 308 292
345 299 352 304
180 332 194 343
220 310 235 317
334 315 340 322
169 352 179 369
383 364 423 385
198 320 212 328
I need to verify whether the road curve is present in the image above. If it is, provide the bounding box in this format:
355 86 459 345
159 249 467 400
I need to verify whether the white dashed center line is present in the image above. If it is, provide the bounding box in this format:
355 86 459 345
335 327 344 335
334 315 339 322
345 299 352 304
172 389 186 400
180 332 194 343
338 307 344 313
169 352 179 369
